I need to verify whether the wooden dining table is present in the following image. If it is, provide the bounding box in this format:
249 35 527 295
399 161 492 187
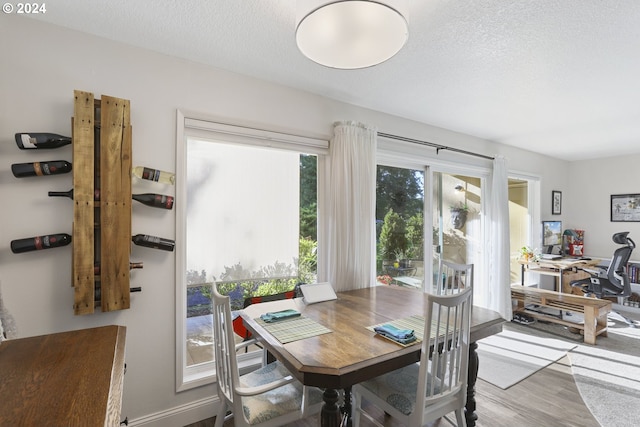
240 285 504 427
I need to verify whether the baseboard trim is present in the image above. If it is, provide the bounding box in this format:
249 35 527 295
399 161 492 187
127 396 221 427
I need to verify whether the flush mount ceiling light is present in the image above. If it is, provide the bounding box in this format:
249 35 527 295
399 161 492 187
296 0 409 69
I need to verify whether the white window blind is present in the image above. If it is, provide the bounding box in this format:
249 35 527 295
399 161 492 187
186 138 300 283
183 118 328 284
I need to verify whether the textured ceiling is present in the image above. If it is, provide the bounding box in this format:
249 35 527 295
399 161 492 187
28 0 640 161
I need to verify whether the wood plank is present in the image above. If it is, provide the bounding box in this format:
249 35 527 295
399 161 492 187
72 90 95 315
100 95 132 312
105 326 127 425
511 285 611 344
0 325 126 426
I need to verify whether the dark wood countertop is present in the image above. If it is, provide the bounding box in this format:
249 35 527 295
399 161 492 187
0 325 126 426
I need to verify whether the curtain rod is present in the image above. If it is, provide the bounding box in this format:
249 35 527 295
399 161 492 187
377 132 494 161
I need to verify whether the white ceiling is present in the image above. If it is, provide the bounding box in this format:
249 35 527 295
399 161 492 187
28 0 640 161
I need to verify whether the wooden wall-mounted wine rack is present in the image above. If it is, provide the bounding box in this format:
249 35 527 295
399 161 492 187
73 90 132 315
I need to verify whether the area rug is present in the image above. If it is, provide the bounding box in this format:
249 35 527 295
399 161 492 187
503 310 640 427
477 328 577 389
568 310 640 427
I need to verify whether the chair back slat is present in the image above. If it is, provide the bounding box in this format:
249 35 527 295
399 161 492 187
212 286 242 405
436 260 474 301
415 287 472 422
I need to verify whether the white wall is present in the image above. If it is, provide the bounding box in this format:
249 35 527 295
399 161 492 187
567 155 640 260
1 14 577 424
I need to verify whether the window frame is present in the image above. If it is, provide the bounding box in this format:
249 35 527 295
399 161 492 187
508 171 541 285
377 138 492 298
175 110 328 391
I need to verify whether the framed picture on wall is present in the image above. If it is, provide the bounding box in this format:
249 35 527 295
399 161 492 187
552 190 562 215
611 194 640 222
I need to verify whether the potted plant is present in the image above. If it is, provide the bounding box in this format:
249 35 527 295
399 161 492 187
519 246 535 262
394 249 410 268
450 202 469 230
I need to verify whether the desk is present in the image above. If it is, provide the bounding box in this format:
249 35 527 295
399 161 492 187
520 257 600 292
241 286 504 427
0 325 126 426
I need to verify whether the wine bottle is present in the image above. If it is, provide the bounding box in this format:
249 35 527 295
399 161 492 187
12 160 72 178
132 166 175 185
95 285 141 302
10 233 72 254
15 133 72 150
48 189 174 209
131 234 175 252
48 189 100 201
94 262 143 275
132 193 174 210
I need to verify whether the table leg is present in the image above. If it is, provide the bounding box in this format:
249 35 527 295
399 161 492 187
321 388 341 427
340 386 352 427
465 341 479 427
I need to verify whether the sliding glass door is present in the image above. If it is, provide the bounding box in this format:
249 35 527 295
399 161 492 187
376 163 485 297
375 165 425 288
432 172 483 294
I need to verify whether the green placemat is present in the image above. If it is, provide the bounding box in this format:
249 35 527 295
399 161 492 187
255 315 332 344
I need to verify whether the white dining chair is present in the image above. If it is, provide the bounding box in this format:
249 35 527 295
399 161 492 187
437 260 474 298
352 286 473 427
212 285 323 427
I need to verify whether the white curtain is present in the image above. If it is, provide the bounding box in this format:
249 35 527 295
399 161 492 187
479 155 512 319
327 121 377 291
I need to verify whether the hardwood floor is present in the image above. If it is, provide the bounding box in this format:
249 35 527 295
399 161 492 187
184 355 600 427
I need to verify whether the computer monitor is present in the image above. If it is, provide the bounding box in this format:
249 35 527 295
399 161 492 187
542 221 562 254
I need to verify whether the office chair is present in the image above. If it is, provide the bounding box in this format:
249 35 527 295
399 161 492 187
571 231 635 299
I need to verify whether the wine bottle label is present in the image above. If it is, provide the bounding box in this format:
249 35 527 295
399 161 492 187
142 167 160 182
34 236 44 250
34 235 57 250
143 235 160 244
33 162 56 176
20 134 37 149
156 195 174 209
33 162 43 176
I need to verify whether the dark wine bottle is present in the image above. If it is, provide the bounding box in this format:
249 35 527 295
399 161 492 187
48 189 174 210
131 234 175 252
48 188 100 201
15 133 72 149
10 233 72 254
94 285 141 303
94 262 143 275
132 193 174 210
12 160 72 178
